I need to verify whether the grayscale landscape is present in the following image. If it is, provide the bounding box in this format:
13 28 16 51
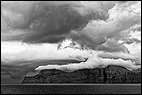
1 1 141 94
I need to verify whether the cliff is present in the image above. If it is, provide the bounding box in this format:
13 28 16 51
22 65 141 83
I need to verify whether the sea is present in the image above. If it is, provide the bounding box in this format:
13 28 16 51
1 84 141 94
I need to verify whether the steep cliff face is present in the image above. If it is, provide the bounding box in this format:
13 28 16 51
22 65 141 83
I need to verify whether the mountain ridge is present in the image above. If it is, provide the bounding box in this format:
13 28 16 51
22 65 141 83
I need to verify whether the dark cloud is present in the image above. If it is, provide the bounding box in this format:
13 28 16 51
1 1 115 43
95 39 130 53
1 65 33 79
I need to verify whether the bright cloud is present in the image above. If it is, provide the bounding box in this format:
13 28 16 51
1 40 91 63
35 53 141 71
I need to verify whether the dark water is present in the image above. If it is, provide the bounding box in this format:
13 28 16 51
1 84 141 94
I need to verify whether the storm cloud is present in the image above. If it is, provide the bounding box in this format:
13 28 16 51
1 1 115 43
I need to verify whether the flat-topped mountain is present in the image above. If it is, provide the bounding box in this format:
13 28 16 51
22 65 141 83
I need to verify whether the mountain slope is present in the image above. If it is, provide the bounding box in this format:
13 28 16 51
22 65 141 83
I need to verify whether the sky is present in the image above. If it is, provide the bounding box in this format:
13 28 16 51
1 1 141 84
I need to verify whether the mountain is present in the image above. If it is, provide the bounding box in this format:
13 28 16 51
22 65 141 83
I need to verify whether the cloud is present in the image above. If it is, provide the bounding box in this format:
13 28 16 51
1 1 115 44
1 40 90 81
35 53 141 71
95 38 130 53
35 1 141 72
1 64 39 84
1 41 91 63
98 52 136 60
70 1 141 51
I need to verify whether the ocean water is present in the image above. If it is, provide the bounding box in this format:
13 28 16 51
1 84 141 94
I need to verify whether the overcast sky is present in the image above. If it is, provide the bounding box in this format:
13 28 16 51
1 1 141 84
